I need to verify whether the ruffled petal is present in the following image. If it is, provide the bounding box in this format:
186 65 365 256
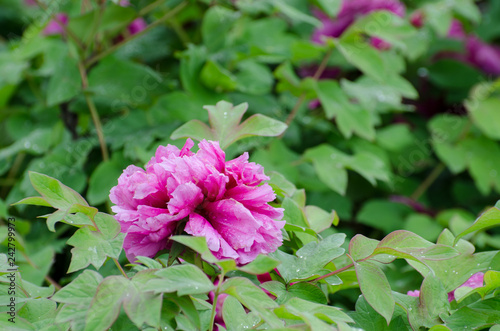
184 213 239 260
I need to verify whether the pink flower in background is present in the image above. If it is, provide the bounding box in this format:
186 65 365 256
447 272 484 302
412 17 500 76
127 18 147 35
312 0 405 49
43 13 68 36
407 290 420 297
119 1 148 36
447 20 500 76
110 139 285 264
24 0 37 6
407 272 484 302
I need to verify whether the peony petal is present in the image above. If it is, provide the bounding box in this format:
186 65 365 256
185 213 239 260
167 182 204 215
197 140 226 172
123 230 169 263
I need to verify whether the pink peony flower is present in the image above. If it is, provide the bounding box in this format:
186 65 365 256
110 139 285 264
447 272 484 302
43 13 69 36
407 290 420 297
312 0 405 49
431 19 500 76
118 1 148 36
127 18 148 35
209 279 228 330
407 272 484 302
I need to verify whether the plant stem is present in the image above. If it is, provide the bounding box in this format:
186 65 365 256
280 49 333 135
85 1 188 67
113 258 129 279
77 61 109 161
410 163 446 201
312 262 354 282
138 0 167 16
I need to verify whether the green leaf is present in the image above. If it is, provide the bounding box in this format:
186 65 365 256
453 0 481 23
170 120 215 142
417 275 450 327
13 197 51 207
134 256 163 270
404 214 443 242
98 4 136 33
84 276 129 331
357 200 413 233
288 282 327 304
316 0 342 17
349 11 417 51
428 59 484 90
144 264 214 296
274 233 345 282
473 270 500 299
273 0 321 26
373 230 459 262
172 100 286 149
455 205 500 243
351 296 408 331
200 60 238 92
354 260 394 325
170 235 218 264
285 297 354 325
170 295 201 329
235 60 275 95
87 158 127 206
429 326 452 331
304 205 337 233
18 298 57 329
221 277 282 328
337 39 386 82
123 270 162 328
46 50 82 106
239 255 281 275
233 114 287 143
51 270 103 305
282 197 308 228
467 97 500 140
201 6 239 52
459 136 500 195
304 144 348 195
222 296 260 330
315 80 375 140
87 57 163 106
27 172 88 210
349 234 379 261
442 297 500 330
66 213 124 272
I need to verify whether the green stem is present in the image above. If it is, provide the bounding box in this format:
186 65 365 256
280 49 333 136
169 17 191 46
85 1 188 67
113 258 129 279
138 0 167 16
312 262 354 283
410 163 446 201
311 254 369 283
77 61 109 161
